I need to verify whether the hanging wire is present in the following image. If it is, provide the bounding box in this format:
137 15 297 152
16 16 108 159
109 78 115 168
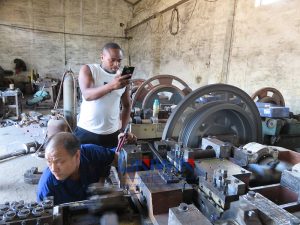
180 0 198 25
169 8 179 35
148 14 164 34
133 0 162 16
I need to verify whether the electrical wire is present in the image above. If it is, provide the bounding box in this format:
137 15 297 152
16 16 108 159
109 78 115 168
149 14 164 34
179 0 198 25
0 23 129 39
169 8 179 35
133 0 161 16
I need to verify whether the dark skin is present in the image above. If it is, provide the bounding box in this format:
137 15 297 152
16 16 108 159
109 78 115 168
78 47 132 130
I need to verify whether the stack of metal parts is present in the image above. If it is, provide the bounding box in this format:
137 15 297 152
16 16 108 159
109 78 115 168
0 189 140 225
0 198 54 224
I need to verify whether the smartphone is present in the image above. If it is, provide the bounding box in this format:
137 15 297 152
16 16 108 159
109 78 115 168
121 66 135 79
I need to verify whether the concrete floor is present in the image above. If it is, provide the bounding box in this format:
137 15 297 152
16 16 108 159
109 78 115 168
0 107 50 203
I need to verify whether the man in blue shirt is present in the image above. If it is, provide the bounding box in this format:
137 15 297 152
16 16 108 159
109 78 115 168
37 132 135 205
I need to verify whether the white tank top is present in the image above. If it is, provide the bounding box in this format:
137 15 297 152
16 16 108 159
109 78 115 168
77 64 125 134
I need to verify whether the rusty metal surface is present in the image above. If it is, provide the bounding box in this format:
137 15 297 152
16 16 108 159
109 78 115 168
250 184 298 206
135 170 193 218
251 87 285 106
278 149 300 165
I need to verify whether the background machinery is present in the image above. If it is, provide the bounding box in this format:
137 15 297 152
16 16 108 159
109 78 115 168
2 83 300 225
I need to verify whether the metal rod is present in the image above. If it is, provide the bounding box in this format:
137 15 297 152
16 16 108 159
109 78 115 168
0 150 27 161
0 23 131 40
125 0 192 33
147 142 165 167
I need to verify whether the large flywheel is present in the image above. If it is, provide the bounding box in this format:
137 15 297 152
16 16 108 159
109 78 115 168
251 87 285 106
162 84 262 147
132 75 192 109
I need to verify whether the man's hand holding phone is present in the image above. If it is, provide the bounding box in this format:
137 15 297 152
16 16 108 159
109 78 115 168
110 66 135 90
121 66 135 79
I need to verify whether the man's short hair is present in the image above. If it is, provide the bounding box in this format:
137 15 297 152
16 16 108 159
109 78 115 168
101 42 123 54
45 132 80 156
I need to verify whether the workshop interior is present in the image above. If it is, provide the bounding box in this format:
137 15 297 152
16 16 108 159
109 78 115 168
1 0 300 224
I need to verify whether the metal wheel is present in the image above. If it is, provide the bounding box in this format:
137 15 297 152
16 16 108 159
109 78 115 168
130 79 145 98
162 84 262 147
132 75 192 109
179 102 257 147
251 87 285 106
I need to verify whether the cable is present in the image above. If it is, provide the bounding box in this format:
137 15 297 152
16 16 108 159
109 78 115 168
0 23 129 39
169 8 179 35
133 0 161 16
60 114 73 133
179 0 198 25
34 132 48 155
149 14 164 33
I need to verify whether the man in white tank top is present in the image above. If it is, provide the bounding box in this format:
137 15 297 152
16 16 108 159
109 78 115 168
74 43 132 148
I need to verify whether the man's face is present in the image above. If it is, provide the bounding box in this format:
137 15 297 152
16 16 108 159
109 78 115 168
101 48 123 73
45 146 80 181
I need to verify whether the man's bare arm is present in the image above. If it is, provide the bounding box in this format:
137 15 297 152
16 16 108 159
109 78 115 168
120 86 132 130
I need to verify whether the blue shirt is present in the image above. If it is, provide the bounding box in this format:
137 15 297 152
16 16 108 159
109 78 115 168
37 144 115 205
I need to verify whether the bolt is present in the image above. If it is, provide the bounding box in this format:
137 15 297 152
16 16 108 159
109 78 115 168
178 203 189 212
248 191 256 198
135 185 140 192
290 218 300 225
247 210 255 217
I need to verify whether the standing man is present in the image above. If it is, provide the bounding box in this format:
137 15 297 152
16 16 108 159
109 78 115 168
74 43 132 148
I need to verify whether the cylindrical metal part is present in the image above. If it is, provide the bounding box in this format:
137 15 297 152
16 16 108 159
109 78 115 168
47 115 68 138
0 149 27 161
147 142 165 167
63 71 76 130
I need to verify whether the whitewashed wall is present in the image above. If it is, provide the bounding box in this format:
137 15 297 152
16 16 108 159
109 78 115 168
1 0 300 113
128 0 300 113
0 0 132 81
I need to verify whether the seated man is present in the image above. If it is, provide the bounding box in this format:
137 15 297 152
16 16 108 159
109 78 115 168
37 131 135 205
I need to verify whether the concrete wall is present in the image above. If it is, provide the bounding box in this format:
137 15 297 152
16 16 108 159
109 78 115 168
1 0 300 113
0 0 132 82
128 0 300 113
